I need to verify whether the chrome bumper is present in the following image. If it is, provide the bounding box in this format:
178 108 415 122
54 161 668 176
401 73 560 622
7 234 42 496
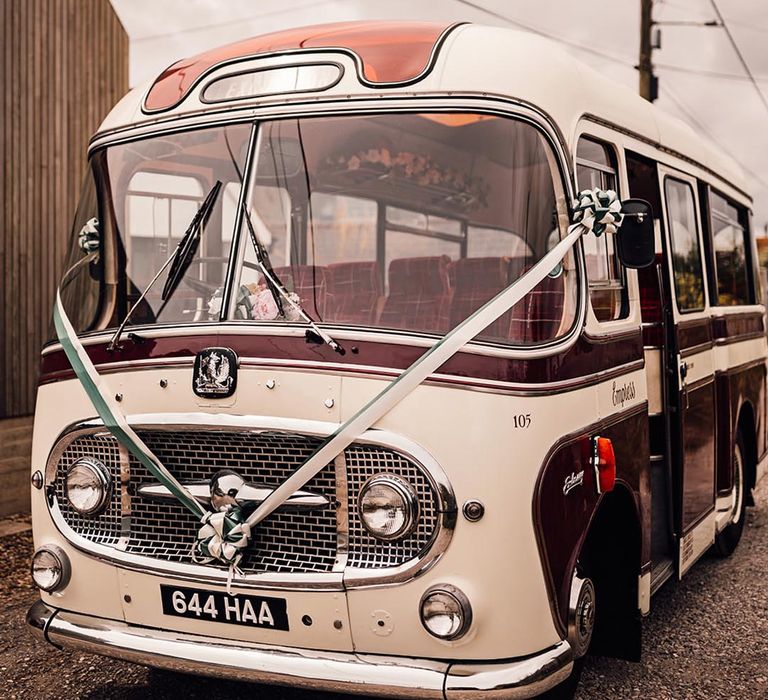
28 600 572 698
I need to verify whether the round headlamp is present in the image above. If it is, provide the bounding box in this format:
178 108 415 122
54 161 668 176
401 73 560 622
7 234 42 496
31 545 70 592
358 474 419 541
420 584 472 641
65 456 111 517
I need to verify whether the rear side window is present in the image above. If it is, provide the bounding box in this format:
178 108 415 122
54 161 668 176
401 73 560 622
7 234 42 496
709 191 751 306
576 137 627 322
665 178 705 312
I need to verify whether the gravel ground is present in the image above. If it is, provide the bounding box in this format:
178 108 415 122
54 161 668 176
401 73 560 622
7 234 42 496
3 480 768 700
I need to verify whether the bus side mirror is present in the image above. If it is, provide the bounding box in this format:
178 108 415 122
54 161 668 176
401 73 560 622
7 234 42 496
617 199 655 269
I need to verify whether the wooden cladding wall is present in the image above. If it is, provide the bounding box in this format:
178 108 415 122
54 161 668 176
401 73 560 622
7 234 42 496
0 0 128 418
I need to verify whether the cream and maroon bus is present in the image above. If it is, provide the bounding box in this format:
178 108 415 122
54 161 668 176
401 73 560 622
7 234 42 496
27 21 766 699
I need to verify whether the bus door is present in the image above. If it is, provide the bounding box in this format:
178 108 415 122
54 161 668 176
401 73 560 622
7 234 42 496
658 165 717 577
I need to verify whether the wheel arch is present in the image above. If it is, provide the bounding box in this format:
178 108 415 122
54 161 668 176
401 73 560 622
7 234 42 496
576 482 643 661
737 399 758 501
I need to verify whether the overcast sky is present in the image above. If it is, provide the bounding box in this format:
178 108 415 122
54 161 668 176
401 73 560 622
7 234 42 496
109 0 768 231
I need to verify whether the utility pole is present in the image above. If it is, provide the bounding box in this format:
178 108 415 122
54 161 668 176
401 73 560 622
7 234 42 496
639 0 658 102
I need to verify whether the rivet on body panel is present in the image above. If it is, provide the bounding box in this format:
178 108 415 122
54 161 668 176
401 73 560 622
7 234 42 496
370 610 394 636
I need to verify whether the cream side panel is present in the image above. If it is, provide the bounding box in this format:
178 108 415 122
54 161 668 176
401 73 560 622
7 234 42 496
644 350 663 415
713 336 768 373
340 374 603 659
595 367 648 420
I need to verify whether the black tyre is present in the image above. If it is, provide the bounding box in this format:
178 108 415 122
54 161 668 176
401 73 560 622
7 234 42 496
713 430 747 557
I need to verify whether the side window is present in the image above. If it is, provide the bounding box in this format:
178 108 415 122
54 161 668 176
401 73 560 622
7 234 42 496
665 178 705 312
709 191 752 306
576 137 628 321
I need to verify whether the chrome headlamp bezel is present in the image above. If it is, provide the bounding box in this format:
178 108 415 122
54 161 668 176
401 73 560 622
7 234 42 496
65 456 112 517
30 545 71 592
419 583 473 641
357 473 419 542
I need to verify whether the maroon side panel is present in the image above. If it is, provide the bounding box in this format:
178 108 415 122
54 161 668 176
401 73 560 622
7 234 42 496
533 407 649 633
677 317 712 352
39 329 644 388
717 361 767 493
712 312 765 342
680 381 716 530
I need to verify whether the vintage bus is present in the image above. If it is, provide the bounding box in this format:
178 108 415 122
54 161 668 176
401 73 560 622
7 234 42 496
27 21 766 699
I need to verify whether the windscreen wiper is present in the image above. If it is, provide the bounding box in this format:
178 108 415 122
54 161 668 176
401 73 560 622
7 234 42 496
241 201 345 355
107 180 222 352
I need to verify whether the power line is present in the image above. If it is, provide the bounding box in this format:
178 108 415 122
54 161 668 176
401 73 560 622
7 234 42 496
452 0 768 85
709 0 768 117
662 84 768 191
656 62 768 83
452 0 637 67
132 0 329 43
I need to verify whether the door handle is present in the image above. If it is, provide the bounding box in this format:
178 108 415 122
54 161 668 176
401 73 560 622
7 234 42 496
680 360 690 409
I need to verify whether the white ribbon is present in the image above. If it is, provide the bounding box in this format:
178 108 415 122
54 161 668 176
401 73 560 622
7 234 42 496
244 219 591 531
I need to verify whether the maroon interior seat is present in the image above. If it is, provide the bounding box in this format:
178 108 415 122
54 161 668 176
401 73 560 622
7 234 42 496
449 257 523 340
506 268 566 343
325 261 382 325
272 265 328 320
379 255 452 333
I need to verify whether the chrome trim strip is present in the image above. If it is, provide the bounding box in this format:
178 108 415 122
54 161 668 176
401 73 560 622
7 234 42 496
445 641 573 699
136 481 330 510
45 414 456 590
28 601 572 700
41 346 645 398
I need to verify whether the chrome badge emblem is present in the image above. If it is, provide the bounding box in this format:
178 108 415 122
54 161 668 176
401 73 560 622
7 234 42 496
193 347 237 399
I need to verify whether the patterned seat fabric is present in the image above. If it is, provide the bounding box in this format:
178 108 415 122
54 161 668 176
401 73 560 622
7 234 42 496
506 266 565 343
379 256 452 333
449 257 521 341
272 265 328 320
325 261 383 325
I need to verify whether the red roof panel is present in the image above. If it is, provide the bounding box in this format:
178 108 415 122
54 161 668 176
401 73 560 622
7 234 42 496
144 21 457 112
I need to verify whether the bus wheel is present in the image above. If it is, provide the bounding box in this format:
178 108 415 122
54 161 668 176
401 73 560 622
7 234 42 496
714 431 747 557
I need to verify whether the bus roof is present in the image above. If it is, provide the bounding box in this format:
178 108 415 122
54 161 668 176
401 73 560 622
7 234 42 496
97 21 750 200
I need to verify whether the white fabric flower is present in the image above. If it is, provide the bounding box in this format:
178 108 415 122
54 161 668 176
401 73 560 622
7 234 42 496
250 288 280 320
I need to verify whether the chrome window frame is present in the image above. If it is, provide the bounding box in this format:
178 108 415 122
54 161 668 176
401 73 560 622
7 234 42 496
70 94 586 362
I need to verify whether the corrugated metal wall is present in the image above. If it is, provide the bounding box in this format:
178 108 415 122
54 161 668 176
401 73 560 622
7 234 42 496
0 0 129 419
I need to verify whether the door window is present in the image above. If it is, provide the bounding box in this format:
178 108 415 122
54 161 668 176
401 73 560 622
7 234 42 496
709 191 751 306
576 137 627 321
665 178 705 312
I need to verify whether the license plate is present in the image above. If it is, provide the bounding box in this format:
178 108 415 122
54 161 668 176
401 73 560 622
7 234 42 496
160 584 289 631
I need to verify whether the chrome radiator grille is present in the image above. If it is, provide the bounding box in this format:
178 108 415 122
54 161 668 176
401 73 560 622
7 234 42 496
52 427 441 576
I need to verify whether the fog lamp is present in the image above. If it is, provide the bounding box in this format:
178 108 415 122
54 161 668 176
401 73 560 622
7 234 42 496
31 545 70 592
358 474 418 541
419 584 472 640
65 456 111 516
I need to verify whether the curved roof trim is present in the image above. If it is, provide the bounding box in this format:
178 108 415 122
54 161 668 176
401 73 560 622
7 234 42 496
143 20 463 113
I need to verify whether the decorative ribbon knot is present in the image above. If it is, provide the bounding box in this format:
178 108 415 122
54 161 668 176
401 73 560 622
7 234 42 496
77 217 100 253
573 188 624 237
194 506 251 565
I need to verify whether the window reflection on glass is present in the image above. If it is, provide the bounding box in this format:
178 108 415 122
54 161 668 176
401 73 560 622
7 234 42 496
710 191 750 306
575 138 627 322
234 112 576 344
665 178 705 312
57 124 251 334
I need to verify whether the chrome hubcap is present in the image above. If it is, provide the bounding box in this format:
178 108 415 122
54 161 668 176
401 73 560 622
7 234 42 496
731 443 744 525
569 575 596 658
